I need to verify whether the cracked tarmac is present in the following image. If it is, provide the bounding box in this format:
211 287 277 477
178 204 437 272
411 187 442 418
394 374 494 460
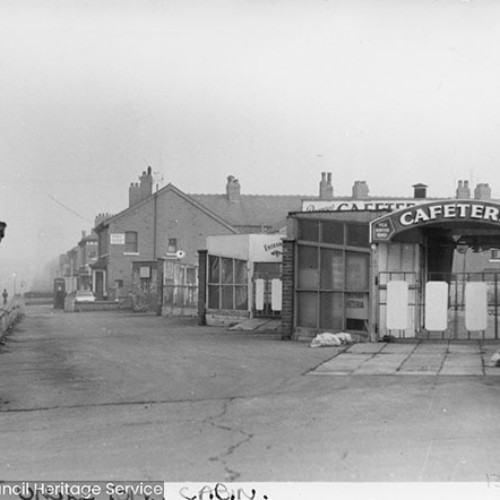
2 306 500 482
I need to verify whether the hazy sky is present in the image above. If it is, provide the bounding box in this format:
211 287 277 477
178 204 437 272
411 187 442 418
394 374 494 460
1 0 500 283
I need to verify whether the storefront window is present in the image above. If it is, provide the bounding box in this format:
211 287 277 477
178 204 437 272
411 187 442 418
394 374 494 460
320 293 343 330
297 292 318 328
321 221 344 245
221 257 233 283
208 285 220 309
209 256 220 283
346 224 369 247
346 252 369 290
296 220 370 332
234 260 248 284
320 248 344 289
207 255 248 311
298 220 320 242
298 246 319 289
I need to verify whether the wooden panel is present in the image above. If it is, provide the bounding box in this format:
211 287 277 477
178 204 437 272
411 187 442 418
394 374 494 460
425 281 448 331
255 279 265 311
387 281 409 330
465 282 488 331
271 279 282 311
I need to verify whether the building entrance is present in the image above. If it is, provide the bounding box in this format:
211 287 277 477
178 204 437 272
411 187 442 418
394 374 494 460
372 200 500 341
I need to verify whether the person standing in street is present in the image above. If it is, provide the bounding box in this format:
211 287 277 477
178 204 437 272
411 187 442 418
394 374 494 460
2 289 8 305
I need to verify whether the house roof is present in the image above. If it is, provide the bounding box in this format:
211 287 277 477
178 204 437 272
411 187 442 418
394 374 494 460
190 194 304 230
94 183 305 234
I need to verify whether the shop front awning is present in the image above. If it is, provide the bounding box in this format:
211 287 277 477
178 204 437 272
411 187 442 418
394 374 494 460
370 199 500 246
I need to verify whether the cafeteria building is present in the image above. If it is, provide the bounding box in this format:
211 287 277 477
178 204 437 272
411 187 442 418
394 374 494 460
281 177 500 342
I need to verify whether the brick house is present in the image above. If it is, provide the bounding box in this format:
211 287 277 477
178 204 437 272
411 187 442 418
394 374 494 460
91 168 305 312
76 229 98 291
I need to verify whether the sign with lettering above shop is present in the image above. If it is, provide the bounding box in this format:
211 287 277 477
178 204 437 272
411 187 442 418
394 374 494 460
301 199 421 213
370 200 500 242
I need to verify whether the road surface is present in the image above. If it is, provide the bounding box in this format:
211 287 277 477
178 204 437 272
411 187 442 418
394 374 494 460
1 305 500 485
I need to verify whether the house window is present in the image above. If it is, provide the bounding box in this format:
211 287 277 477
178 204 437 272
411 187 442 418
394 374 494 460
207 256 248 311
125 231 138 253
491 249 500 261
167 238 177 254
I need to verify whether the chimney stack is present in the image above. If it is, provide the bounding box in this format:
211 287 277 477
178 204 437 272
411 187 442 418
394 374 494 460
456 180 471 199
129 167 154 207
474 183 492 200
319 172 333 200
94 213 112 228
352 180 369 199
140 166 153 200
413 183 428 199
226 175 241 203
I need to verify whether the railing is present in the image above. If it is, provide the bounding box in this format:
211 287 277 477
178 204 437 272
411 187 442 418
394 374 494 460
0 296 25 338
162 285 198 316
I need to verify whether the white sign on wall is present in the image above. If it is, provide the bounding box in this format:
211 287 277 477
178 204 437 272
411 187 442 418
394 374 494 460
301 199 420 213
110 233 125 245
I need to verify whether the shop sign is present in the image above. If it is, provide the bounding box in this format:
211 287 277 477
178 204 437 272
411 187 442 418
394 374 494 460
372 219 395 241
263 241 283 258
301 199 419 213
345 293 369 320
110 233 125 245
371 200 500 242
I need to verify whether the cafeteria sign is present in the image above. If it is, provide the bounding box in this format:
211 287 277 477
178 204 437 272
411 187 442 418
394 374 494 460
371 200 500 242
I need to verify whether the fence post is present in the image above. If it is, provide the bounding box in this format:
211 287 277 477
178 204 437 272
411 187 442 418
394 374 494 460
495 273 499 340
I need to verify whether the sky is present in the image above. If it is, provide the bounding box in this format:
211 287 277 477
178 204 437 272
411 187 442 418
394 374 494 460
1 0 500 288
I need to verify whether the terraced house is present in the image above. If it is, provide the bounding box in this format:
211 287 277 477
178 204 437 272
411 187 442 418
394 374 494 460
91 168 306 315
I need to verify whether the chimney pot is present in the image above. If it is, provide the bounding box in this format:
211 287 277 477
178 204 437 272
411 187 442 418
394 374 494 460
226 175 241 203
319 171 333 200
413 183 428 199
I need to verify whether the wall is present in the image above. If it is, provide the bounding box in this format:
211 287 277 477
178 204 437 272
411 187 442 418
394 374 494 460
104 189 237 301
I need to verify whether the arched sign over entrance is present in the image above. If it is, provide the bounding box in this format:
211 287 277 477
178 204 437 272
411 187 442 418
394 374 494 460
370 199 500 242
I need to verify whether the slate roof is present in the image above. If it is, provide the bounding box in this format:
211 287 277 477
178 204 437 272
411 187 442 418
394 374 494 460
190 194 304 231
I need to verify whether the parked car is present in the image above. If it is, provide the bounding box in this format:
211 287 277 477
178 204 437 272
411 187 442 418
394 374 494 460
74 290 96 303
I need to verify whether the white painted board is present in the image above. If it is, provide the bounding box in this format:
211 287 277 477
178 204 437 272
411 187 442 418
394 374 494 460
386 281 408 330
465 282 488 331
271 279 282 311
255 279 265 311
425 281 449 331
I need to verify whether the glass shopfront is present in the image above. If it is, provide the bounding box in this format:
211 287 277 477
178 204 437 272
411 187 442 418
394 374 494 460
296 219 370 332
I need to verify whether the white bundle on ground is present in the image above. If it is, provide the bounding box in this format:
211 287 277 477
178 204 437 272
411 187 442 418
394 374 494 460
490 350 500 367
310 332 353 348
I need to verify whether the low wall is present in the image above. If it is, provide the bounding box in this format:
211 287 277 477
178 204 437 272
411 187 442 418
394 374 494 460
0 296 25 339
205 309 250 327
65 298 127 313
162 305 198 317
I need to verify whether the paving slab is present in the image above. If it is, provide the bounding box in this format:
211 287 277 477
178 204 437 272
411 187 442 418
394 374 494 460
310 341 500 377
398 353 444 375
312 353 373 375
380 343 417 354
347 342 386 354
447 343 481 354
414 343 449 354
355 354 408 374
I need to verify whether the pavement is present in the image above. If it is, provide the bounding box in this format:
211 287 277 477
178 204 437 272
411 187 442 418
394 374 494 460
310 340 500 377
